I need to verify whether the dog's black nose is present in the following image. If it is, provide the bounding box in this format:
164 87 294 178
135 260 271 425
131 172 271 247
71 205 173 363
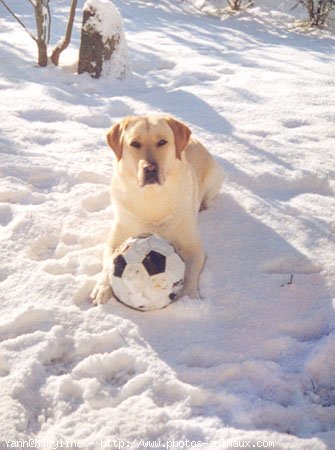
143 163 159 184
144 163 158 175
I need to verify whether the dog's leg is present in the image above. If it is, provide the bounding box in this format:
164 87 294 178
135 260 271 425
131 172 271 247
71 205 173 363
90 242 115 305
178 248 205 299
200 163 224 211
91 222 133 305
176 237 205 300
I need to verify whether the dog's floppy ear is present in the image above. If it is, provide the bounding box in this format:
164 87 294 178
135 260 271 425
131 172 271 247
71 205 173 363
106 117 132 160
166 116 191 160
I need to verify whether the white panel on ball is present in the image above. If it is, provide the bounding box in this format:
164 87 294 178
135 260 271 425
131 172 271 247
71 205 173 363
147 235 175 256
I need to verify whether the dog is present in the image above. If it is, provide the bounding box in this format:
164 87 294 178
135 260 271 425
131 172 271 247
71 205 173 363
91 114 223 305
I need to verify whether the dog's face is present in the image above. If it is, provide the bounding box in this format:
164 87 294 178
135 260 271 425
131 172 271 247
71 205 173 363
107 115 191 187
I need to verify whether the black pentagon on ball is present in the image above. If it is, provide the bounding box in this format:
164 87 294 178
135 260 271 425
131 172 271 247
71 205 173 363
113 254 127 277
142 250 166 276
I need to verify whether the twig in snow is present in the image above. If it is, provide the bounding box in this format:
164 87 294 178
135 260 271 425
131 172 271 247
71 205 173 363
281 274 294 287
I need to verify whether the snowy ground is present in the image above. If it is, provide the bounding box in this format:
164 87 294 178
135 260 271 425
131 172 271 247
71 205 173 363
1 0 335 449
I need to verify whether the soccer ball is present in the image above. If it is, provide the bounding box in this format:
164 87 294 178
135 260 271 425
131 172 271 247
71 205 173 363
108 234 185 311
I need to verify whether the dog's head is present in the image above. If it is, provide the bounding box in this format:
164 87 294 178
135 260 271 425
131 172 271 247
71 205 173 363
106 115 191 187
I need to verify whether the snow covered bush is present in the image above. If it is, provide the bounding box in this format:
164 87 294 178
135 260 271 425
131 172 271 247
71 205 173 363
227 0 246 10
191 0 254 14
78 0 129 79
294 0 335 26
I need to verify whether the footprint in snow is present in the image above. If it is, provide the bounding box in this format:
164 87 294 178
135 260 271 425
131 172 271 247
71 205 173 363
262 256 321 276
33 135 54 146
81 190 110 213
18 165 61 191
250 172 333 200
249 129 271 138
76 114 111 129
71 349 149 409
74 329 125 358
0 183 46 205
178 345 223 369
220 67 236 75
282 119 310 129
0 267 11 283
0 356 10 377
28 230 83 262
169 71 220 89
0 308 52 340
107 99 134 118
1 166 65 206
73 171 110 186
43 260 74 276
27 234 60 261
19 109 66 123
0 204 13 226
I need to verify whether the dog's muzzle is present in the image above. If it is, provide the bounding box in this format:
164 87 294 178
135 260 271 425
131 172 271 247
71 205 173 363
143 163 159 185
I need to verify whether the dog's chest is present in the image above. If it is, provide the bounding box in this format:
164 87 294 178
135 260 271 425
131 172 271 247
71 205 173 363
123 193 179 227
114 183 189 230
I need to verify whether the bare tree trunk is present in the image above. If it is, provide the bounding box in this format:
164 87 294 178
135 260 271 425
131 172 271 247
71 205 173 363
35 0 50 66
36 39 48 67
51 0 78 66
306 0 315 23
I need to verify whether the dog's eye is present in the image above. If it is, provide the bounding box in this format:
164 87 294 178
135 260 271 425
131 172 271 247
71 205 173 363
130 141 141 149
157 139 167 147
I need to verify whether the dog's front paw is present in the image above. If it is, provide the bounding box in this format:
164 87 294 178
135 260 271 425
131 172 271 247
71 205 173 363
90 283 113 306
177 287 200 300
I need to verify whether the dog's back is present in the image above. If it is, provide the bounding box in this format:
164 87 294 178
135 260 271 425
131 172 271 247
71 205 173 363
185 138 224 211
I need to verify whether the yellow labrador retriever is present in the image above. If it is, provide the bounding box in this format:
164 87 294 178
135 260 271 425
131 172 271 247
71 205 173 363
91 115 223 305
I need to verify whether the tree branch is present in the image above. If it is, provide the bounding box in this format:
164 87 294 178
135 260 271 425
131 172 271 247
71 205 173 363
43 0 51 43
0 0 37 42
51 0 78 65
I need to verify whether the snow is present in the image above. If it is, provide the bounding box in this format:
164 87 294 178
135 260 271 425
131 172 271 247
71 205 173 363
84 0 125 39
0 0 335 449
